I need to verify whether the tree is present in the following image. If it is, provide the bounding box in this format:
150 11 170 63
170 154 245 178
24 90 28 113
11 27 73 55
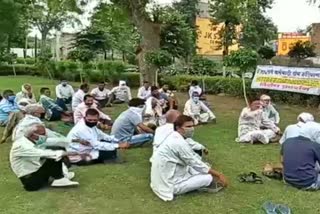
111 0 162 85
240 0 277 50
224 49 258 73
210 0 241 56
30 0 82 53
288 41 316 63
258 46 276 60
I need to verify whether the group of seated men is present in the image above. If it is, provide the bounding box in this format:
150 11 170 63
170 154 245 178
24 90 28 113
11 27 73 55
3 79 218 197
236 94 320 191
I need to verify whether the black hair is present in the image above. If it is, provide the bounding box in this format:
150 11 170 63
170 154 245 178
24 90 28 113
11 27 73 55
151 86 158 92
80 83 89 90
191 80 198 86
174 115 194 131
40 87 50 94
84 94 93 101
143 81 149 84
85 108 100 117
2 90 14 97
128 98 146 107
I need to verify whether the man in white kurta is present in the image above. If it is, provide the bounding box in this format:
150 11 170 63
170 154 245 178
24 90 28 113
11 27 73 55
184 92 215 125
280 112 314 144
137 81 151 100
90 82 111 107
67 108 129 164
107 81 132 106
56 80 74 110
150 115 228 201
72 83 89 111
236 100 280 144
260 94 280 125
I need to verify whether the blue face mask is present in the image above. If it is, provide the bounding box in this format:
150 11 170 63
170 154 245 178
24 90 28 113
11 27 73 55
192 97 200 103
8 96 16 102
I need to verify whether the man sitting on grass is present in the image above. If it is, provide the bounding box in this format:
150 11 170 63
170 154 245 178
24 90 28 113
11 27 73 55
106 80 132 106
90 82 111 108
137 81 151 100
15 83 37 104
280 112 314 144
152 110 207 159
72 83 89 110
145 86 168 126
260 94 280 125
281 126 320 190
183 92 216 125
0 90 20 126
56 80 74 110
39 87 72 122
150 115 228 201
67 109 130 165
111 98 154 146
10 124 79 191
73 95 112 129
236 100 280 144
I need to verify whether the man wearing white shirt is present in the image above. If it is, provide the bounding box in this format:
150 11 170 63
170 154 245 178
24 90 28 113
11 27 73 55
188 80 202 98
91 82 111 107
280 112 314 144
184 92 216 125
56 80 74 110
106 81 132 106
137 81 151 100
72 83 89 111
67 108 130 165
10 124 79 191
153 110 207 159
150 115 228 201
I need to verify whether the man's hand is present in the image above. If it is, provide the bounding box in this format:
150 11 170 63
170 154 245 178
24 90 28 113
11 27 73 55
216 173 229 187
79 140 91 146
118 142 130 149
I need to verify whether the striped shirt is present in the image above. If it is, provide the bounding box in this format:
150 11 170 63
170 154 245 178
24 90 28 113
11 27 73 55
0 99 19 123
39 95 63 112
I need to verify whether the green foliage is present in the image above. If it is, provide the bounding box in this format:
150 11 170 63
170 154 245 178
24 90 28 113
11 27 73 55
67 49 95 63
258 46 276 60
288 41 316 63
224 49 258 73
190 56 218 76
0 64 39 76
145 50 173 70
16 58 36 65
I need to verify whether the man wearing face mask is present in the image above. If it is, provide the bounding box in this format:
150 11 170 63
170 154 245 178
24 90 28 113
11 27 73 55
90 82 111 108
183 92 216 125
236 100 280 144
10 124 79 191
260 94 280 126
111 98 154 146
73 95 112 125
106 80 132 106
150 115 228 201
56 80 74 110
0 98 31 144
0 90 20 126
67 109 130 164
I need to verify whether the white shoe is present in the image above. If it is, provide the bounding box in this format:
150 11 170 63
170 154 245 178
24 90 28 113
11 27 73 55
51 177 79 187
66 172 75 180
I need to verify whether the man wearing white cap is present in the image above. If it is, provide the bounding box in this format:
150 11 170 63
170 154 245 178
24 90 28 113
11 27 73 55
106 80 132 106
260 94 280 125
279 113 315 144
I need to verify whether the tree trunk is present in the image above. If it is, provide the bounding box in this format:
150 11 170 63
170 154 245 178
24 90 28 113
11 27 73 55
111 49 114 60
135 22 161 86
104 50 107 60
7 34 11 53
40 31 48 55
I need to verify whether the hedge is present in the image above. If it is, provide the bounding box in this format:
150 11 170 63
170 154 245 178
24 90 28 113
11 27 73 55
0 64 318 106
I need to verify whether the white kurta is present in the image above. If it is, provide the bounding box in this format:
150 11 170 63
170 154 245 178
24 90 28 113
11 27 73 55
279 122 305 144
183 99 215 125
10 137 64 178
56 84 74 99
73 102 111 124
150 131 211 201
12 114 70 148
298 121 320 144
67 119 119 162
72 89 86 110
237 107 278 144
90 87 110 100
137 86 151 100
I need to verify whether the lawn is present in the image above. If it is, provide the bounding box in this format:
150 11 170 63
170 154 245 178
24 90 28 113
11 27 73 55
0 76 319 214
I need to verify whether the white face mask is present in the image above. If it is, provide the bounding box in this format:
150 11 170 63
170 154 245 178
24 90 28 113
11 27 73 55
34 134 48 145
183 127 194 139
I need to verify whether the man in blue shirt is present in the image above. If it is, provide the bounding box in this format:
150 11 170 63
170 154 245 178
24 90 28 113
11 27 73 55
281 136 320 190
111 98 154 146
0 90 19 126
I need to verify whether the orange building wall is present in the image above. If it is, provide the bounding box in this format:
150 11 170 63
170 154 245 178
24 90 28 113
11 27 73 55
277 36 311 56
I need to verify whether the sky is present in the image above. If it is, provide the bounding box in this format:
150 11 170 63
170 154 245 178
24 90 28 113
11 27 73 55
158 0 320 32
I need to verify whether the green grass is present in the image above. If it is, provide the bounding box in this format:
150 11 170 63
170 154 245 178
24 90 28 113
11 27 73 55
0 76 320 214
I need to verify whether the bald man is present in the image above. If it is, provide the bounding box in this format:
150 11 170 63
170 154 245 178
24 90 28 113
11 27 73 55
10 124 79 191
152 110 207 160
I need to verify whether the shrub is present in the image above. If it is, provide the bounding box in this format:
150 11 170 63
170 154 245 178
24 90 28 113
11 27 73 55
190 56 219 76
16 57 36 65
0 64 39 76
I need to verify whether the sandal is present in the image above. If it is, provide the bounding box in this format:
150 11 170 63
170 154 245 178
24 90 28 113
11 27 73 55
262 201 277 214
238 172 263 184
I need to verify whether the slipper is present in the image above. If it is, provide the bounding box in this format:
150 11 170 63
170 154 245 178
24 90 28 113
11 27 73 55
238 172 263 184
198 182 224 193
262 201 277 214
276 204 292 214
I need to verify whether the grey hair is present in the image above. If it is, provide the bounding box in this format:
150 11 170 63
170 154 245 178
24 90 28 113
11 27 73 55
24 123 45 138
24 104 44 115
